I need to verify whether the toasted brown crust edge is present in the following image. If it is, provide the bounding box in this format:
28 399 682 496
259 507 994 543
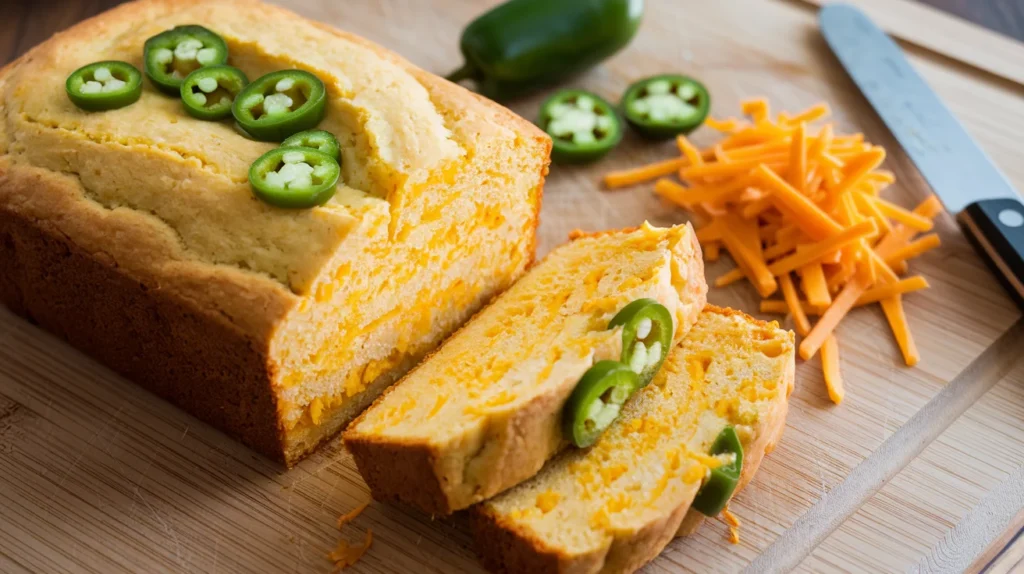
0 207 286 463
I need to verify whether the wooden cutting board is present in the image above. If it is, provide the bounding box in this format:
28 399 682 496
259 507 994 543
2 1 1023 572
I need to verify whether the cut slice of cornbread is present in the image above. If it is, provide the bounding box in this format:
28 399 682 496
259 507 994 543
472 306 794 574
345 223 707 514
0 0 549 465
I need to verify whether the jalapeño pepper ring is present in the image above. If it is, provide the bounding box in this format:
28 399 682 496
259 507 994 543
609 298 674 387
144 25 229 95
180 65 248 120
538 89 623 164
65 61 143 111
249 147 340 208
621 74 710 139
233 70 327 142
563 360 640 448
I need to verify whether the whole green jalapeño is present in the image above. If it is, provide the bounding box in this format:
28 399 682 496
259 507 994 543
621 74 710 139
537 89 623 164
609 298 674 387
65 61 143 111
180 65 248 120
563 360 640 448
233 70 327 142
691 426 744 517
144 25 229 95
248 147 340 209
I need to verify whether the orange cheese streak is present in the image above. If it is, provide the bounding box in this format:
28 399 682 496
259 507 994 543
603 99 940 403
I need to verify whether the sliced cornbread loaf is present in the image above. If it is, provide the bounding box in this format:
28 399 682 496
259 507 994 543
473 306 795 574
0 0 549 465
345 223 707 514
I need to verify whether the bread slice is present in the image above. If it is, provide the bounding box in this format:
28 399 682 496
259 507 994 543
472 306 794 574
345 223 707 515
0 0 549 465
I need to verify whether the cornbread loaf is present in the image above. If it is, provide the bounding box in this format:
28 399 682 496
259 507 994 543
345 223 707 514
0 0 550 466
473 306 795 574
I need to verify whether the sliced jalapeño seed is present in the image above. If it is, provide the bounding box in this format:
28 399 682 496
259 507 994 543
537 89 623 165
233 70 327 142
691 426 744 516
65 61 143 111
609 298 674 387
281 129 341 162
144 25 229 95
621 74 710 140
563 360 639 448
249 147 340 209
180 65 248 121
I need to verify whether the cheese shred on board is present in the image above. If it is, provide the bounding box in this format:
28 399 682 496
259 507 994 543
329 501 373 571
604 99 942 403
328 529 373 572
721 504 742 545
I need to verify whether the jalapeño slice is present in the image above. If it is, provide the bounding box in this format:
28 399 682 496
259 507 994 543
232 70 327 142
563 360 639 448
621 74 710 139
249 147 340 209
691 426 744 517
609 298 674 387
180 65 248 120
537 89 623 164
65 61 143 111
281 129 341 162
144 25 229 95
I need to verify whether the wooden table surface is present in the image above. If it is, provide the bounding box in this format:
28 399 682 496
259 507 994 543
2 1 1024 573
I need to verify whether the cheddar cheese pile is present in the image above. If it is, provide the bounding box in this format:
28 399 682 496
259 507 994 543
605 99 942 402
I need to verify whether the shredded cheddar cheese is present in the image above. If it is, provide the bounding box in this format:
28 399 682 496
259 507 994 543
604 99 941 403
328 529 373 572
336 501 369 528
330 503 373 572
721 505 742 545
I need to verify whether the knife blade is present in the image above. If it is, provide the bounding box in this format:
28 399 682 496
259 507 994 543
820 3 1024 308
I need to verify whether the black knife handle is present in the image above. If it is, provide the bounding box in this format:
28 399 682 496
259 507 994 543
958 198 1024 308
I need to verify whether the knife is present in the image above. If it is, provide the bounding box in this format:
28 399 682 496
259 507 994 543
819 3 1024 308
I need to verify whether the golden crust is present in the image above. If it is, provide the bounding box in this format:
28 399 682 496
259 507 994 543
0 0 549 465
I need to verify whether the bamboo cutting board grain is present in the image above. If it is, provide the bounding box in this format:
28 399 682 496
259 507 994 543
2 1 1023 573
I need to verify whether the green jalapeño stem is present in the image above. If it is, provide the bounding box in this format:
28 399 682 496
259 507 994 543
281 129 341 162
249 147 340 209
66 61 143 111
144 25 229 95
609 298 674 387
180 65 248 121
691 426 744 517
233 70 327 142
563 360 639 448
538 89 623 164
621 74 710 139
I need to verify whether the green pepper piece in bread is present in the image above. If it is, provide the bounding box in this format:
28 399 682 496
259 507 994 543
609 298 674 387
692 426 744 516
563 360 640 448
